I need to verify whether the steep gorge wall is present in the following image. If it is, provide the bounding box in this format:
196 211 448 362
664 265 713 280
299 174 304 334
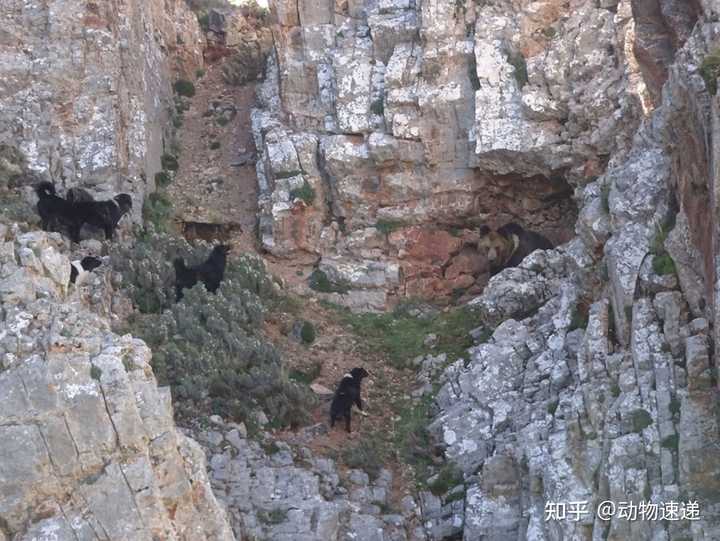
253 0 651 309
0 0 203 213
426 2 720 539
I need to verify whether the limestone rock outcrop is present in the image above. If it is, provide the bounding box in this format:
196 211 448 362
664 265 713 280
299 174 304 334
0 0 204 216
253 0 650 309
429 4 720 539
0 226 235 540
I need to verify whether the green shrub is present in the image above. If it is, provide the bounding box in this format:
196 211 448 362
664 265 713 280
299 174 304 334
507 51 528 88
258 509 287 525
661 434 679 451
300 321 316 344
652 253 676 276
569 303 590 331
161 153 179 171
216 116 230 126
155 171 171 188
669 397 681 416
210 141 221 150
375 219 404 235
542 27 557 39
308 269 351 295
173 79 196 98
700 49 720 95
289 181 316 205
629 408 653 432
90 365 102 381
370 97 384 115
428 463 464 497
142 192 174 233
196 68 206 79
610 382 621 397
600 183 611 213
547 399 559 415
112 231 315 428
197 12 210 32
289 360 322 384
341 433 389 480
394 394 435 487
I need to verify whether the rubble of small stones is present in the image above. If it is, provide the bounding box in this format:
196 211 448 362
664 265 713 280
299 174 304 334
194 416 431 540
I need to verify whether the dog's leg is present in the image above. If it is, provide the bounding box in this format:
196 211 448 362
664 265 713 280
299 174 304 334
104 224 113 240
70 223 82 243
345 411 351 433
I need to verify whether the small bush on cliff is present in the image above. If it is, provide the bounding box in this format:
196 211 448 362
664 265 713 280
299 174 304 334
375 219 404 235
300 320 316 344
155 171 172 188
370 98 384 116
652 253 676 276
0 145 37 224
174 79 196 98
142 192 174 234
428 463 464 497
507 51 528 89
308 269 351 295
700 49 720 95
112 230 314 428
289 181 316 205
161 153 179 171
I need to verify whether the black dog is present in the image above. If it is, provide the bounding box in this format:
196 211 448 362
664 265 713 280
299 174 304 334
69 256 102 285
174 245 231 301
330 367 370 433
34 182 132 242
35 182 75 233
67 193 132 243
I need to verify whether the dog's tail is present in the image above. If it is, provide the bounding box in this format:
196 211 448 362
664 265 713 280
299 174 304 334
35 181 56 197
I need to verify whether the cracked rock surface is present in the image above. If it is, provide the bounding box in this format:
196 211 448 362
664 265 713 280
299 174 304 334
0 227 234 541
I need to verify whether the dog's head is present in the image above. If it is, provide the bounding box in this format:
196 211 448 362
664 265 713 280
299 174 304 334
213 245 231 257
80 256 102 272
350 367 370 382
114 193 133 214
34 181 57 197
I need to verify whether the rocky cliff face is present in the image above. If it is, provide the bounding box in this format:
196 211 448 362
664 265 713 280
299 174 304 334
0 226 234 540
0 0 203 213
427 3 720 540
252 0 656 309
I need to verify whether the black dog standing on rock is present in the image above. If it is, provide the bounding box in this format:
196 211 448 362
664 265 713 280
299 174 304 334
330 367 370 433
174 244 231 301
68 193 132 243
35 181 75 233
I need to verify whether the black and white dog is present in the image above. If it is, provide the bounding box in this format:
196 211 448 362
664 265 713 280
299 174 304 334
69 256 102 286
174 244 231 301
34 182 132 243
330 367 370 433
67 193 133 243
